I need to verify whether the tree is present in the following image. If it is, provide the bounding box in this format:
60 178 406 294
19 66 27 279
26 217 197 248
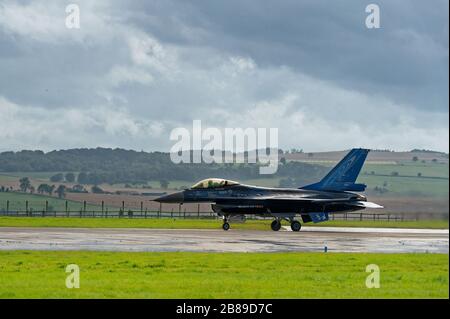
159 179 169 189
37 183 49 194
65 172 75 183
50 173 64 182
48 185 55 196
77 172 88 184
19 177 31 192
412 156 419 162
91 185 104 194
56 185 66 198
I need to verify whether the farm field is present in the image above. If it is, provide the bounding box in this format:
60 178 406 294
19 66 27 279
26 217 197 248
1 153 448 215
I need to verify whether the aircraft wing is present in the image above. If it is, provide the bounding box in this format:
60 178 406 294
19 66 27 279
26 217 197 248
215 195 352 204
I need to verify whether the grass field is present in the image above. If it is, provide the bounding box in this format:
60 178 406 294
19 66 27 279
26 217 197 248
0 250 447 298
0 217 447 229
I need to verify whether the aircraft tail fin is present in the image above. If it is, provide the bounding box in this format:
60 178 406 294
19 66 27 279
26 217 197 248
301 148 369 192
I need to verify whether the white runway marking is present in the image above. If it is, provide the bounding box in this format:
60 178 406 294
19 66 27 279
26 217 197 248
0 227 448 253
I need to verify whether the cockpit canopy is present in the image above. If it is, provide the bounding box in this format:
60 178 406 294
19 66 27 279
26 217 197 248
191 178 239 189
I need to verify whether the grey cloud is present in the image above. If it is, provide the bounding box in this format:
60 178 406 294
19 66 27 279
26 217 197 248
125 0 448 111
0 0 448 152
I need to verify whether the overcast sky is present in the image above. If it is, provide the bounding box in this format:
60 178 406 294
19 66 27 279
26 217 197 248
0 0 448 152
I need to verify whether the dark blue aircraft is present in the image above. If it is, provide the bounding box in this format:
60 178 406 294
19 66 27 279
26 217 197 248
155 148 383 231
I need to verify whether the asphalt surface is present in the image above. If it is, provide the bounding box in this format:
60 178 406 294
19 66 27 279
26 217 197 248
0 226 447 253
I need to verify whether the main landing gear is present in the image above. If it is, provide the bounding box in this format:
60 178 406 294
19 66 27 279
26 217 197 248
290 220 301 232
270 218 302 232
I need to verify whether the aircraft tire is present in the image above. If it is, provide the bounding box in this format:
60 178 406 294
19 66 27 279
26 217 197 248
222 222 230 231
291 221 301 232
271 220 281 231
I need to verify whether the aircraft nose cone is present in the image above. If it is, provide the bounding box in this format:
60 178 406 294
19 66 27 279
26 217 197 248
154 191 184 203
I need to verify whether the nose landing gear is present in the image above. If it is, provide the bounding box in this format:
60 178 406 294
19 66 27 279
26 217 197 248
271 219 282 231
222 215 230 231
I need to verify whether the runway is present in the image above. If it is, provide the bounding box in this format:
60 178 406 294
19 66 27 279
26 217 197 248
0 226 447 253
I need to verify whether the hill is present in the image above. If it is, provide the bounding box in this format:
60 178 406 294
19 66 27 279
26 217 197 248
0 148 328 185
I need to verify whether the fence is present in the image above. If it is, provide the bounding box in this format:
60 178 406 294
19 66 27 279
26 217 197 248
0 199 442 221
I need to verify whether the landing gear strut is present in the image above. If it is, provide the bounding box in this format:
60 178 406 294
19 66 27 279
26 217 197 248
271 219 281 231
290 220 301 232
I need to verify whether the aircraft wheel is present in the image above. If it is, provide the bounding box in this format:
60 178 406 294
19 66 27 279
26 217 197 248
291 221 301 232
222 222 230 231
271 220 281 231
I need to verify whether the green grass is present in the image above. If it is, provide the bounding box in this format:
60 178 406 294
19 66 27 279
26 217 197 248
0 217 447 230
358 175 449 198
0 251 447 298
0 192 99 212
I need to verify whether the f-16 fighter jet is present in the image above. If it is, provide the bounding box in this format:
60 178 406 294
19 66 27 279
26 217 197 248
155 148 383 231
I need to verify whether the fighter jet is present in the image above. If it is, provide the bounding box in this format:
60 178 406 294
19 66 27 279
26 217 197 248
155 148 383 231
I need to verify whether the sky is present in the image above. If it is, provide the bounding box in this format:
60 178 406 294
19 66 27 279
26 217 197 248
0 0 448 153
